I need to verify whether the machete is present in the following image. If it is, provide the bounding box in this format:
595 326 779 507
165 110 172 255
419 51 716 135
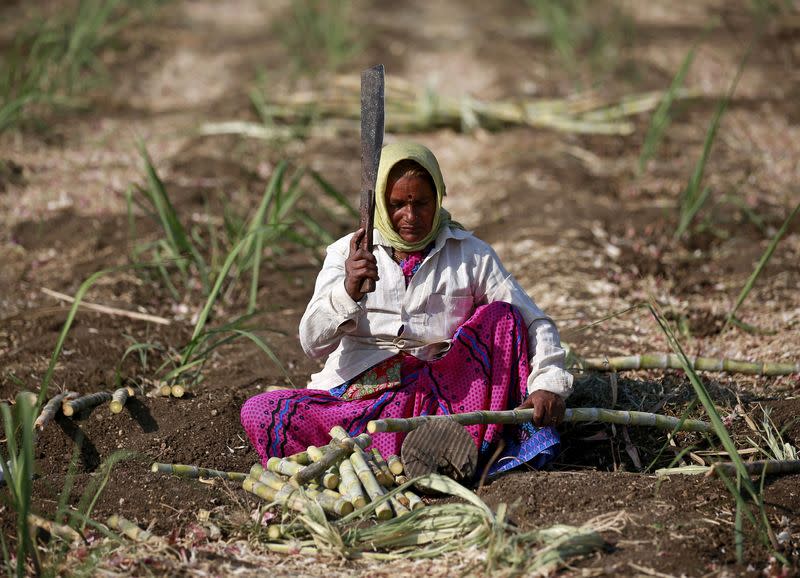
358 64 385 295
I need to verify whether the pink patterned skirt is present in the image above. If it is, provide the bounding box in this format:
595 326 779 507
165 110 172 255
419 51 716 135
240 301 559 475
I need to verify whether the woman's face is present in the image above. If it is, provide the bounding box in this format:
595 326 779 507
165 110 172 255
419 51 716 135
385 175 437 244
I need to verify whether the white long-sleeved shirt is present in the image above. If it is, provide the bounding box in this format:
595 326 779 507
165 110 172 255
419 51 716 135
299 226 574 398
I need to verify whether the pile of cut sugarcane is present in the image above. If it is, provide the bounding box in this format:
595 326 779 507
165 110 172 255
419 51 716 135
241 426 422 521
34 387 136 430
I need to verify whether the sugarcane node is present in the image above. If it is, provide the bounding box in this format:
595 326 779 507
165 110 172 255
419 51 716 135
386 454 404 475
401 420 477 487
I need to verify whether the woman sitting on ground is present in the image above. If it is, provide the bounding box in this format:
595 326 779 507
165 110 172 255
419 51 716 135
241 142 573 476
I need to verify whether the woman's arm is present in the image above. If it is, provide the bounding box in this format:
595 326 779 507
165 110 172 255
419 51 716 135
299 233 369 359
472 241 574 400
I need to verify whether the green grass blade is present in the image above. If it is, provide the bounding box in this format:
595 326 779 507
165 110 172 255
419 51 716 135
137 141 209 292
724 200 800 331
76 450 134 531
675 184 711 238
638 44 697 172
309 171 359 219
38 268 114 407
232 329 294 386
648 299 776 552
187 232 258 345
243 161 287 312
676 48 750 239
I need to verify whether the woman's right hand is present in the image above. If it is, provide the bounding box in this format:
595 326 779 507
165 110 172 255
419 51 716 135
344 228 379 301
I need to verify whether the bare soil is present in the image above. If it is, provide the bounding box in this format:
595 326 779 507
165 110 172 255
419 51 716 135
1 0 799 576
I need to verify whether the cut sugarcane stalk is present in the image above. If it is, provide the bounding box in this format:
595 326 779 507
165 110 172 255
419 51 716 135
389 495 410 517
370 448 394 486
394 474 409 485
250 464 288 490
244 478 305 513
28 513 82 542
395 492 411 508
338 457 367 509
367 407 713 434
404 490 424 511
366 453 390 487
267 457 303 477
328 427 391 518
151 462 248 481
156 381 171 397
710 459 800 478
109 386 135 414
294 437 357 486
328 425 351 441
35 392 77 430
322 465 340 490
579 354 800 375
251 464 347 501
386 454 404 475
302 445 339 489
107 514 158 542
306 445 324 462
170 384 185 398
304 485 353 516
349 450 392 520
267 525 282 540
286 450 311 465
63 391 113 417
246 472 353 517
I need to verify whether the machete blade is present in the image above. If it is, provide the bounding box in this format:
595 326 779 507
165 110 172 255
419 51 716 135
358 64 385 292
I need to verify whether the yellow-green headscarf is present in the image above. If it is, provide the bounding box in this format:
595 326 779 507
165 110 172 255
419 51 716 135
374 142 459 252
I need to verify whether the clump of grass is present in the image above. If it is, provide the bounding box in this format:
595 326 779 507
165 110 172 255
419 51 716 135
130 144 353 306
278 0 360 76
675 49 750 240
648 298 783 564
638 44 697 173
1 393 40 577
747 407 798 462
723 200 800 332
126 146 356 392
0 0 161 133
526 0 633 86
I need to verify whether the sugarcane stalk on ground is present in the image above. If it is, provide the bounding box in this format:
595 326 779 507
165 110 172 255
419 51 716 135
292 432 371 486
62 391 113 417
304 445 340 488
329 426 393 520
107 514 160 543
246 468 353 517
404 490 424 511
292 438 357 486
286 450 311 465
386 454 404 475
34 391 77 430
370 448 395 486
151 462 248 481
577 354 799 376
109 386 135 414
338 456 367 509
367 407 713 434
267 457 303 477
710 459 800 478
28 513 82 543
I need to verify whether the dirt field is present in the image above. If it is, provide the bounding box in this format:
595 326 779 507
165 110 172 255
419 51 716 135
1 0 799 576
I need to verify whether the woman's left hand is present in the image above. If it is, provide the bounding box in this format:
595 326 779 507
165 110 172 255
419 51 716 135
517 390 566 428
